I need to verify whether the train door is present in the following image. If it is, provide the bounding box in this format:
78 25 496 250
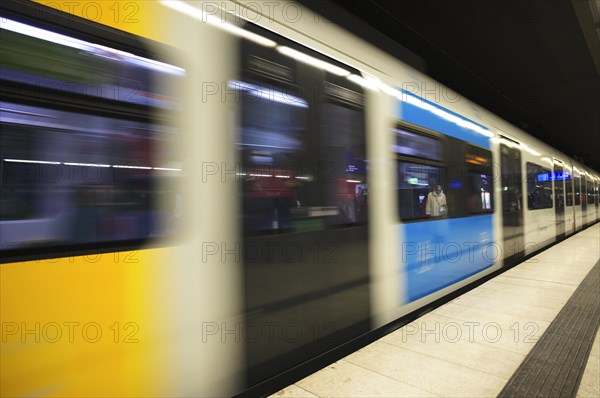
553 160 565 240
237 32 370 387
500 140 524 264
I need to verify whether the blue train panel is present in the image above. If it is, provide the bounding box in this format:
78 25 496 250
400 215 494 302
398 90 492 148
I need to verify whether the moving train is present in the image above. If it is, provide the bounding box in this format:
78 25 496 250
1 0 598 396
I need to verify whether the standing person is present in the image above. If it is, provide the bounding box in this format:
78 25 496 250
426 185 448 218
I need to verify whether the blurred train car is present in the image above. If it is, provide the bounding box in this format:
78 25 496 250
1 1 599 396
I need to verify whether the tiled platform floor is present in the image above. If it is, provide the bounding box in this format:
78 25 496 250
272 223 600 397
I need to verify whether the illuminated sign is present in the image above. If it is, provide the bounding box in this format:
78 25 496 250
537 171 571 182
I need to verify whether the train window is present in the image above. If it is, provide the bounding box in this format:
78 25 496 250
582 178 588 210
235 82 309 233
574 176 581 205
553 162 565 211
526 162 553 210
0 15 184 262
394 128 443 161
465 145 494 214
319 101 368 225
0 102 180 250
0 18 183 109
395 128 445 221
236 42 368 234
397 162 444 221
565 173 573 206
586 178 594 206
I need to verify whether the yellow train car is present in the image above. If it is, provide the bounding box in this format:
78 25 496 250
1 1 243 396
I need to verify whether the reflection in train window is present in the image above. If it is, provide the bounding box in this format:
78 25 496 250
0 18 183 109
565 173 573 206
465 145 494 214
394 128 445 221
526 162 553 210
235 78 368 234
393 128 443 161
397 162 443 221
319 101 368 225
574 176 581 205
0 102 180 248
235 82 309 233
582 178 588 210
467 172 493 213
553 163 565 211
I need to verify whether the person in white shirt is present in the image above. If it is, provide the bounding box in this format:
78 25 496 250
426 185 447 218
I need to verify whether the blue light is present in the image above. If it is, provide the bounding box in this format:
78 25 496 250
537 173 550 182
448 180 462 189
537 171 571 182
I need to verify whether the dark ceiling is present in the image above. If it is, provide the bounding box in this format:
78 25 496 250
298 0 600 171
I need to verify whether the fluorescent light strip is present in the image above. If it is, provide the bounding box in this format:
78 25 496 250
153 167 182 171
64 162 110 168
113 165 152 170
160 0 276 47
346 179 362 183
275 175 290 178
347 74 378 90
205 15 276 47
4 158 182 171
4 158 60 165
0 18 184 76
377 81 402 97
97 45 185 76
227 80 308 108
277 46 350 76
1 18 90 51
354 76 400 96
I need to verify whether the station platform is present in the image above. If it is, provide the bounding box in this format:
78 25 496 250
272 223 600 397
